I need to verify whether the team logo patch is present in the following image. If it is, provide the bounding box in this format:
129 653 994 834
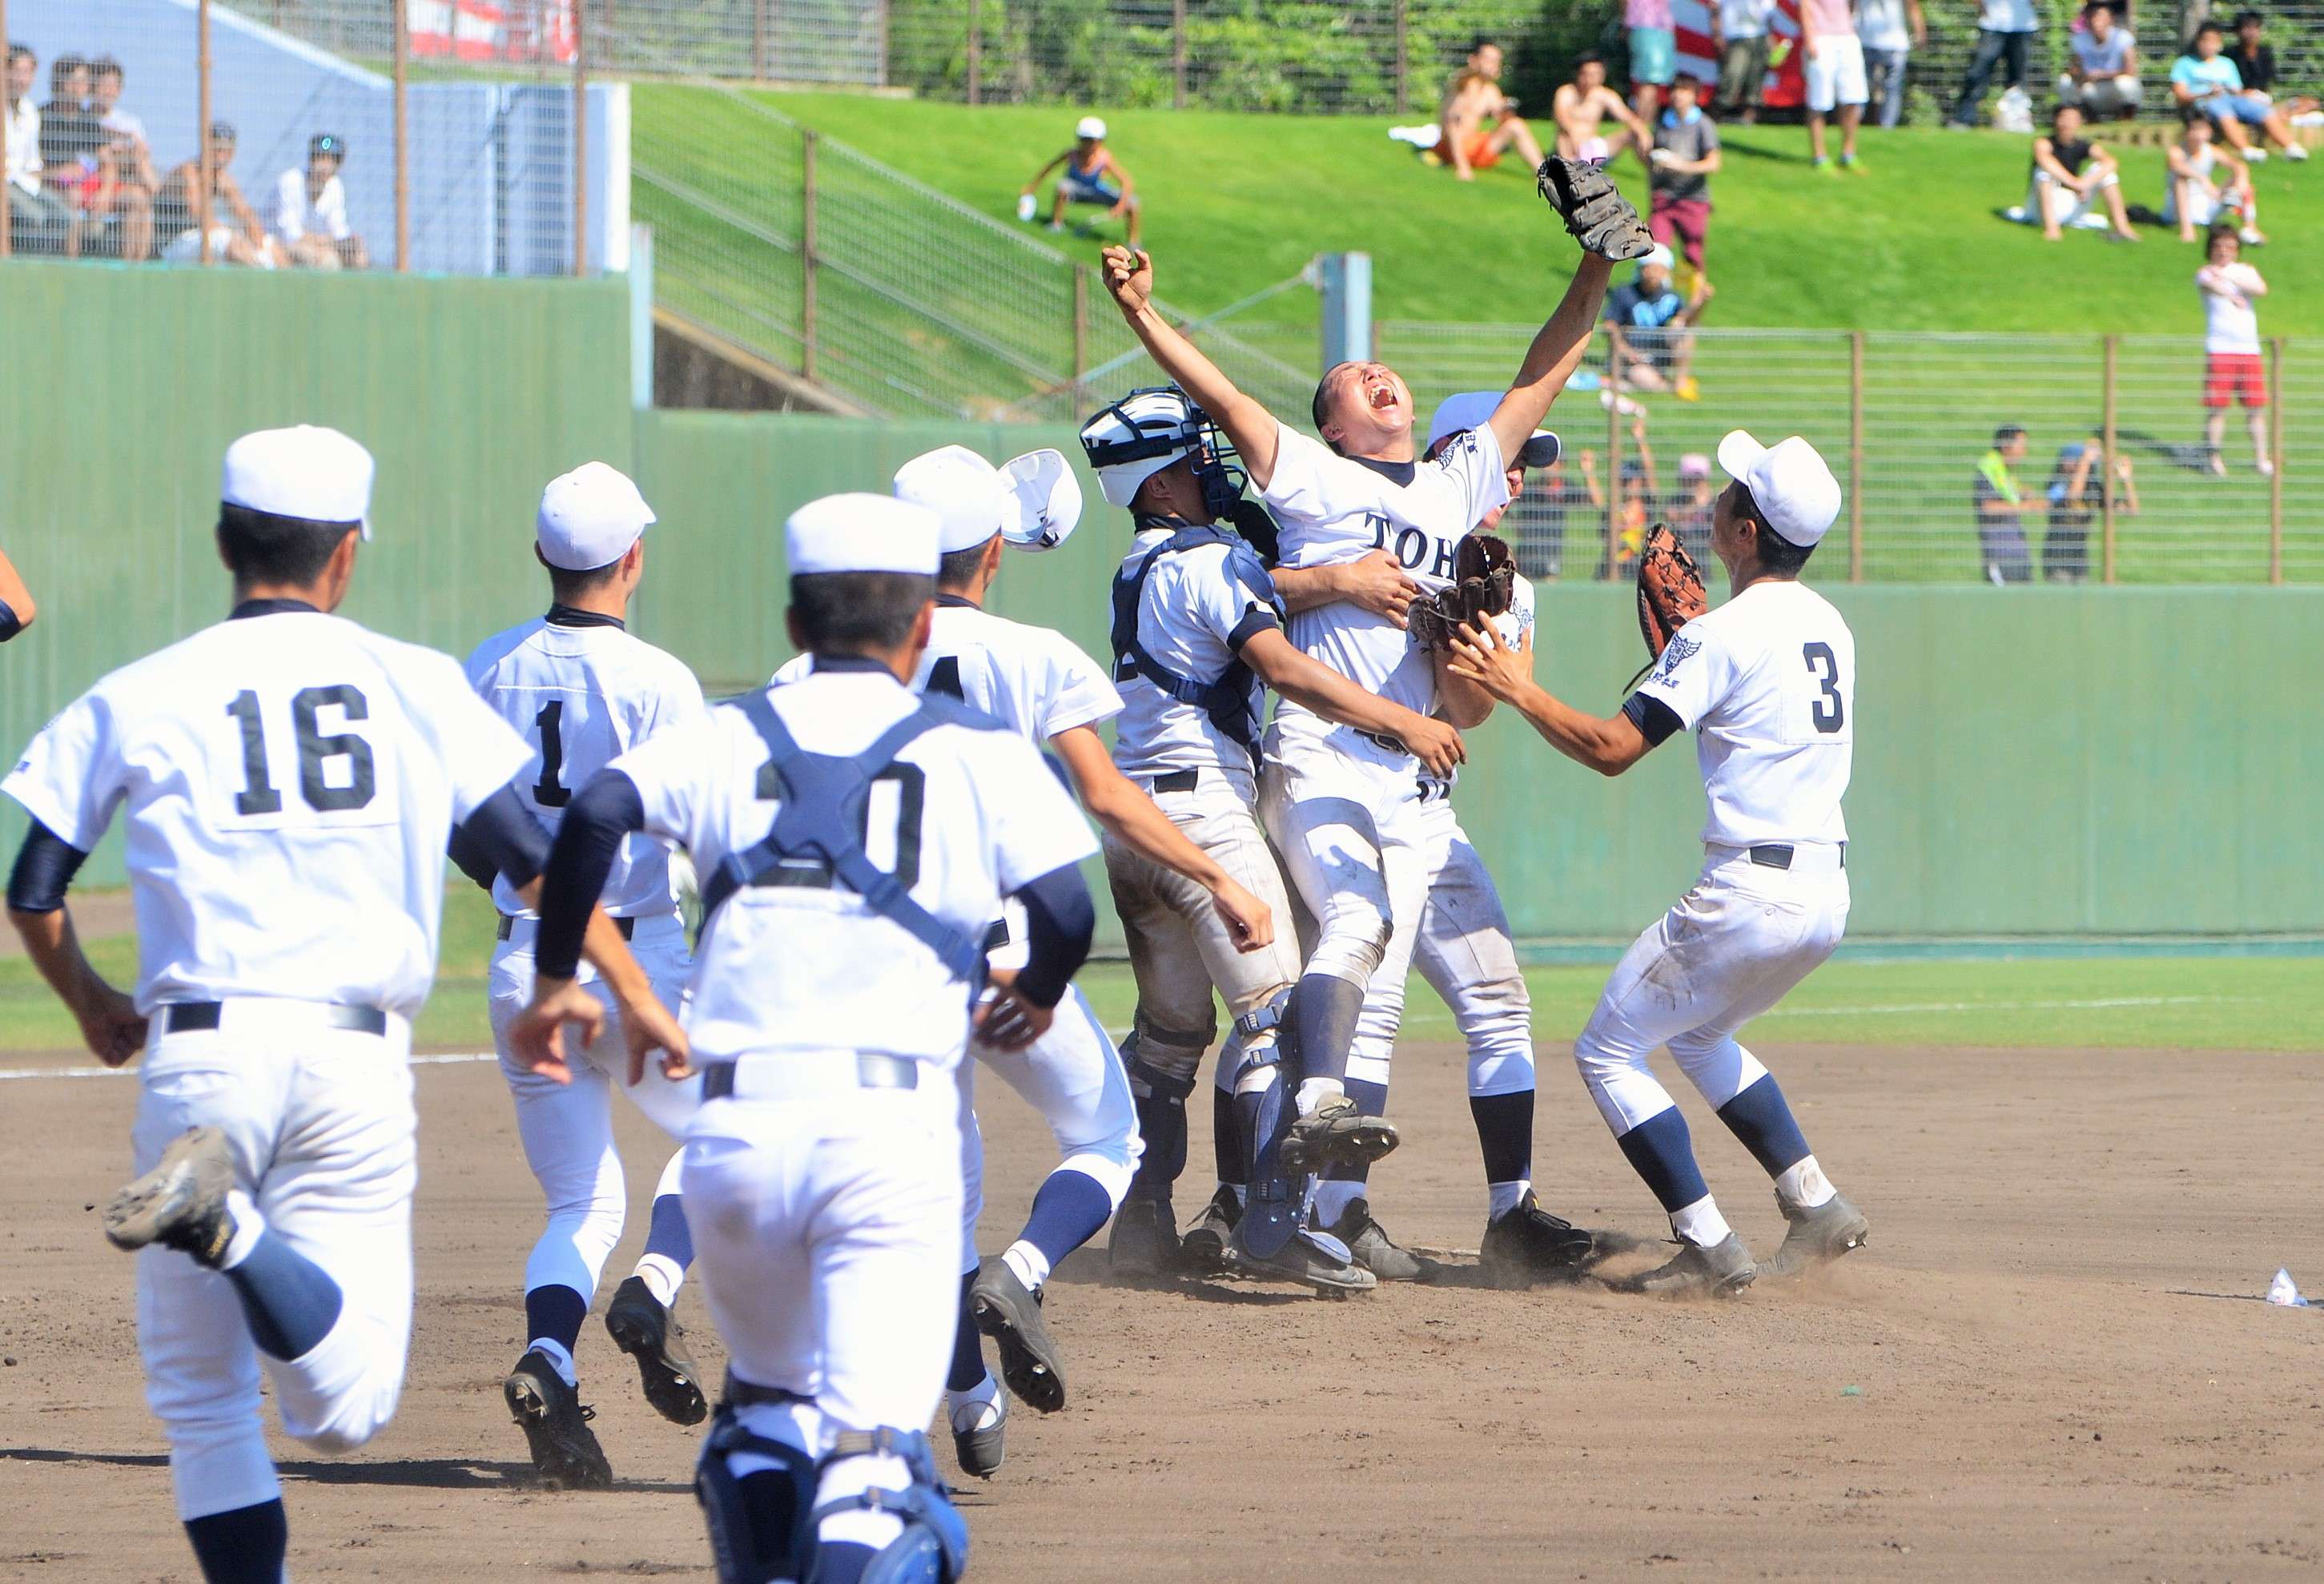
1654 633 1700 681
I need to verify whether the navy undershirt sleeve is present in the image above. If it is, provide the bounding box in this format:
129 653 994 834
6 820 90 914
534 770 647 981
1011 861 1096 1011
0 600 20 643
1620 692 1683 748
451 782 552 892
1226 607 1279 651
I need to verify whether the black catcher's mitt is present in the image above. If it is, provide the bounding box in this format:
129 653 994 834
1627 523 1708 685
1537 156 1655 262
1409 533 1518 652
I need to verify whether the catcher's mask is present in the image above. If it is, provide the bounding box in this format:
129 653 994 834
1080 385 1247 521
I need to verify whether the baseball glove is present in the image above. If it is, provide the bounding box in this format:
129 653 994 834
1537 156 1655 262
1409 533 1517 652
1633 523 1707 679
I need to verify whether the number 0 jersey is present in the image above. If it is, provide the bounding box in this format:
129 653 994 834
464 612 708 921
3 605 531 1017
1630 579 1855 849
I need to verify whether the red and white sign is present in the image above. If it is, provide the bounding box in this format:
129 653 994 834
1674 0 1807 109
407 0 576 65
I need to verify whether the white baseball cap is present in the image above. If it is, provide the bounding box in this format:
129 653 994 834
536 460 656 571
220 425 375 539
893 444 1084 554
1717 429 1842 548
786 492 941 577
1638 243 1675 274
1076 115 1107 140
1426 390 1561 469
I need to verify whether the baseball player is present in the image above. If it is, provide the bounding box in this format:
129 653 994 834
511 492 1099 1583
775 443 1273 1476
1446 429 1871 1297
1096 176 1631 1274
1076 385 1468 1292
465 462 711 1488
2 427 669 1583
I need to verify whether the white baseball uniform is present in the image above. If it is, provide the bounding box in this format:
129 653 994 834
2 602 531 1524
466 610 707 1313
1574 577 1854 1149
613 668 1093 1459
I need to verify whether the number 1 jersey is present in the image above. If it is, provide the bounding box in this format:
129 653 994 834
4 607 531 1016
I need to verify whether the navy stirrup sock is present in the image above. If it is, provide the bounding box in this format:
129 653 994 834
184 1498 288 1584
223 1233 344 1361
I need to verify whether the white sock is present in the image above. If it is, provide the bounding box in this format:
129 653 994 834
526 1337 579 1386
1295 1076 1345 1116
1776 1156 1836 1211
1670 1194 1733 1249
947 1373 1003 1432
1000 1240 1050 1293
216 1188 265 1270
1487 1180 1530 1221
633 1253 683 1309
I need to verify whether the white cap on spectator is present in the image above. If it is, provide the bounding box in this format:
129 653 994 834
536 461 656 570
1717 429 1842 548
894 444 1084 554
1638 243 1675 275
221 425 375 540
786 492 941 577
1077 115 1108 139
1679 452 1711 478
1427 390 1561 468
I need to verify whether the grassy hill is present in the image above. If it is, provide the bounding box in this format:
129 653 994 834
684 90 2323 337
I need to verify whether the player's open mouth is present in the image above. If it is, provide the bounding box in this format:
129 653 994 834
1367 384 1398 411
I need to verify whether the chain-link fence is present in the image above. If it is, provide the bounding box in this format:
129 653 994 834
1380 321 2314 584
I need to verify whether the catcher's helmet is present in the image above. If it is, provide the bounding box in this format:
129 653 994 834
1079 386 1245 520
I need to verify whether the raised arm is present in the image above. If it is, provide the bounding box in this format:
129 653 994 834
1101 245 1284 488
1021 149 1070 193
1104 151 1136 200
1487 254 1618 466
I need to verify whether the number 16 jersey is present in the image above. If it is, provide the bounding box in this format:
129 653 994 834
4 605 532 1017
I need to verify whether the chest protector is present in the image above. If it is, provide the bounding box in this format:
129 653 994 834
1109 520 1286 754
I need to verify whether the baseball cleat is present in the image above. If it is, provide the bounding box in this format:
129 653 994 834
1479 1192 1605 1287
103 1126 235 1264
948 1394 1007 1480
1280 1096 1398 1176
1177 1186 1241 1276
505 1349 613 1490
1617 1232 1757 1299
1756 1191 1870 1280
969 1262 1067 1414
1232 1224 1377 1296
1108 1195 1180 1279
604 1275 708 1426
1323 1197 1428 1282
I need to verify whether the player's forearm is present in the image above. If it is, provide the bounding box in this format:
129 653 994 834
533 770 646 980
1434 658 1497 730
1083 773 1234 894
1490 255 1617 460
1115 300 1281 488
1269 562 1372 616
1507 683 1644 775
1259 640 1419 737
7 905 111 1021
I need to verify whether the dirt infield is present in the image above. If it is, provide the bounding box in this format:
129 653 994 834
2 1037 2321 1582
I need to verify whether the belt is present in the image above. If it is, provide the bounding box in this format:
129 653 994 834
1416 778 1451 804
1739 842 1847 871
701 1052 922 1100
1147 768 1201 794
1358 730 1411 758
983 919 1011 952
499 914 635 942
162 1000 388 1037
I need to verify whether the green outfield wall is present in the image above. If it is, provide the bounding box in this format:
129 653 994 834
2 266 2315 943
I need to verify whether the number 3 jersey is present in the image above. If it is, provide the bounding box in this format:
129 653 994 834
3 605 532 1016
1628 579 1856 849
465 612 708 921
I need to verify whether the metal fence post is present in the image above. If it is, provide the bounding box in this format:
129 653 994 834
392 0 410 272
198 0 214 263
1394 0 1409 115
967 0 983 104
573 0 589 277
754 0 770 80
1173 0 1188 109
2101 335 2119 584
0 0 11 260
2269 336 2285 585
1848 330 1865 582
1606 346 1624 581
1072 263 1090 409
802 130 821 381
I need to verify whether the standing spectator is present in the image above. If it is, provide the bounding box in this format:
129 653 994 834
2196 226 2271 476
2043 435 2137 581
1667 452 1719 561
0 543 34 643
2060 3 2145 118
1712 0 1776 120
6 43 73 255
2170 22 2306 159
1802 0 1870 172
1629 0 1680 119
1650 73 1721 287
2022 102 2140 241
1859 0 1929 128
1603 244 1708 400
156 122 283 267
2166 108 2262 243
273 134 368 270
1949 0 2044 128
1554 54 1654 164
1973 424 2040 583
1436 38 1547 180
2225 10 2319 121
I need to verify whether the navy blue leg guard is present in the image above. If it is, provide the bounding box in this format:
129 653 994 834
1121 1032 1197 1204
697 1403 820 1584
1230 991 1315 1260
812 1429 968 1584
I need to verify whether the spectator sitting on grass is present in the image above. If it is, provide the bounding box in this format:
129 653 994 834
1603 243 1708 400
6 42 74 255
1020 116 1141 246
1553 54 1652 166
1975 423 2041 584
2226 10 2320 121
2043 434 2137 581
2170 21 2306 160
158 122 283 267
273 134 368 270
1437 38 1546 179
2011 102 2140 241
0 541 34 644
2059 3 2143 119
2195 225 2271 476
1650 73 1720 286
2167 108 2262 243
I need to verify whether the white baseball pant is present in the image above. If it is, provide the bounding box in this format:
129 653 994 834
489 914 699 1302
131 1005 417 1522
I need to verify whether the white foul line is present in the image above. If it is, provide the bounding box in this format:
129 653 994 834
0 1051 499 1083
1765 995 2248 1018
